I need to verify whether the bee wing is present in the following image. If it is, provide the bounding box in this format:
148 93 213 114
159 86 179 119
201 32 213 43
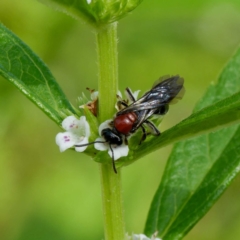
133 75 184 105
117 75 184 115
149 75 185 104
151 75 172 88
170 86 185 104
118 100 165 114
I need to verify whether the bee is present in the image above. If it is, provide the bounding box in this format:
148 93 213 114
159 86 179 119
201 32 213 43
76 75 185 173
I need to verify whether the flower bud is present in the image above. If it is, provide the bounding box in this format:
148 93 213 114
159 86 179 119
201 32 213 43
39 0 143 27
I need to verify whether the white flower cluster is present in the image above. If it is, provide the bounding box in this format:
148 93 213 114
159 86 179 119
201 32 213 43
132 233 162 240
55 116 129 160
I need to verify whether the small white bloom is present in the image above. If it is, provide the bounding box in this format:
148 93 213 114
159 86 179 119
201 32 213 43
56 116 90 152
117 90 123 98
94 120 129 160
132 233 162 240
90 90 98 100
86 0 91 4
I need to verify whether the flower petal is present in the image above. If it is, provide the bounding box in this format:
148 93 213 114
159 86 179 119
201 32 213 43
82 116 90 137
98 120 112 136
90 91 98 100
62 116 78 131
55 132 76 152
75 136 88 152
56 116 91 153
132 234 162 240
132 90 141 101
63 116 89 137
125 88 140 102
108 143 129 160
94 137 108 151
117 90 122 98
133 234 149 240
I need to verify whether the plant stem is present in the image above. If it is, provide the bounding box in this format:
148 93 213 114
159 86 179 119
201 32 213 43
99 163 125 240
96 23 125 240
97 23 118 122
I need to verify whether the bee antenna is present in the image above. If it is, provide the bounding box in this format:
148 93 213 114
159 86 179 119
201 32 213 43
109 144 117 174
75 140 106 147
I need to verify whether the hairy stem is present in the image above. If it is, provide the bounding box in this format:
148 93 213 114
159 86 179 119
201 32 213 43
97 23 118 122
96 23 125 240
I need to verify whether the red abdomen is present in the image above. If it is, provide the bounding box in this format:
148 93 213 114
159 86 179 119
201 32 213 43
114 112 137 135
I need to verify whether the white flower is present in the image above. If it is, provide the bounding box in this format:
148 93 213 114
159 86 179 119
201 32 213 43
94 120 129 160
132 233 162 240
90 90 98 100
56 116 90 152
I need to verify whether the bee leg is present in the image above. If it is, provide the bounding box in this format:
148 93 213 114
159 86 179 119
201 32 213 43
116 100 128 111
108 121 114 128
139 125 147 145
124 136 128 145
125 87 136 102
145 120 161 136
154 105 169 116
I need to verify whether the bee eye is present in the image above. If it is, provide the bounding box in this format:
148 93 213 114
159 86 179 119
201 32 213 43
101 128 123 145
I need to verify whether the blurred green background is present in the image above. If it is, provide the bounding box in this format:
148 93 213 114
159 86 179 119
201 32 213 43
1 0 240 239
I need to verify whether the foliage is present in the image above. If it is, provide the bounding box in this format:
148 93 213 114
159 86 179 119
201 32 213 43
0 24 76 126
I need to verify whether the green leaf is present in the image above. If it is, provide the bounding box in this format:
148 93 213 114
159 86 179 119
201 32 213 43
144 48 240 239
0 23 76 126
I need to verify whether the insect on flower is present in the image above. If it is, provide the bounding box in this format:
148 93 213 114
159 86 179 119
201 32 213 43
76 75 185 173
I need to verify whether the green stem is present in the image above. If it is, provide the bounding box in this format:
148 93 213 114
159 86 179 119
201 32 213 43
96 23 125 240
99 163 125 240
97 23 118 122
